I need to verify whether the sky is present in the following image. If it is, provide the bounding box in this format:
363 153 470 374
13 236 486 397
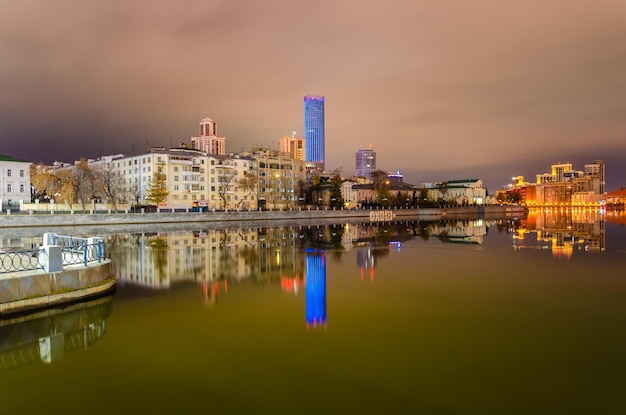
1 0 625 192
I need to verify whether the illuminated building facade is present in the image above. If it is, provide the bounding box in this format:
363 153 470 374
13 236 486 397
240 148 306 210
191 117 226 155
511 160 606 206
355 147 376 180
279 134 305 161
304 95 325 171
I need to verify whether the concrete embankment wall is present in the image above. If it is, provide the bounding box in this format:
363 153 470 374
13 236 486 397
0 206 526 230
0 261 115 316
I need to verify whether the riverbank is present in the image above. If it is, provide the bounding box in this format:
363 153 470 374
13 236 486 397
0 261 115 316
0 205 527 230
0 234 115 316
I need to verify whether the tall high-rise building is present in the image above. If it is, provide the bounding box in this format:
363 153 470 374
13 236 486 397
191 117 226 155
279 132 305 161
355 146 376 180
304 95 325 170
551 162 573 182
584 160 605 194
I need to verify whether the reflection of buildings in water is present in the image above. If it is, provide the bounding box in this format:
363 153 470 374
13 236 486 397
605 210 625 226
0 295 113 371
108 229 262 288
108 227 308 290
305 250 327 329
357 248 376 282
515 209 606 255
426 220 487 244
106 220 492 294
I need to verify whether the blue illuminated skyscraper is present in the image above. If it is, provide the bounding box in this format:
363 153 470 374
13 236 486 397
304 95 325 170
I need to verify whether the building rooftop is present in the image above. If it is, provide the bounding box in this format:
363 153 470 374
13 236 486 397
0 154 30 163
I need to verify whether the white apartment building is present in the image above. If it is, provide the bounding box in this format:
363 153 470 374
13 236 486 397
240 148 306 210
79 145 305 211
207 153 257 210
92 147 259 210
0 154 31 210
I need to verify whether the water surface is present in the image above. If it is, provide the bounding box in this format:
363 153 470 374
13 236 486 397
1 211 625 414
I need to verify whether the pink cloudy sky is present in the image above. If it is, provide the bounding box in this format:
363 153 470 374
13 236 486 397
1 0 625 191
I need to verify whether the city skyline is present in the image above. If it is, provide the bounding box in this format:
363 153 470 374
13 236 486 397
1 1 625 192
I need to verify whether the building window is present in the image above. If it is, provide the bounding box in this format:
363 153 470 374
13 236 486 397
174 176 179 181
20 170 24 177
7 184 12 192
7 169 11 177
20 184 25 193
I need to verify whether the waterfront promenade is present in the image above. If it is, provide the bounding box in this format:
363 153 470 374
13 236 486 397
0 205 527 230
0 234 114 316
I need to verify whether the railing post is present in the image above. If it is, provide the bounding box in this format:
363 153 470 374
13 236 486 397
41 245 63 273
43 232 57 246
83 242 88 267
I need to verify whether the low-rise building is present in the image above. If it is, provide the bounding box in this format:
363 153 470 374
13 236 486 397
429 179 487 205
0 154 31 210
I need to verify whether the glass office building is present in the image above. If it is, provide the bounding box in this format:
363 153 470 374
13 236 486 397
304 95 325 170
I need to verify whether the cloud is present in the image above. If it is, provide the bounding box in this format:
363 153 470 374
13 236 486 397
1 0 625 190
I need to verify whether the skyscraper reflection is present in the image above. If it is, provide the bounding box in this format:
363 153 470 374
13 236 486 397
305 249 326 329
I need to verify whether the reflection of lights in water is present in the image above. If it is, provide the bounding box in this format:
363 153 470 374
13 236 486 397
305 249 326 329
202 280 228 307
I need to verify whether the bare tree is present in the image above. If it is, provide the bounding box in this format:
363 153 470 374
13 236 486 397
72 159 97 210
437 181 449 204
237 172 258 209
92 164 125 211
217 164 237 209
